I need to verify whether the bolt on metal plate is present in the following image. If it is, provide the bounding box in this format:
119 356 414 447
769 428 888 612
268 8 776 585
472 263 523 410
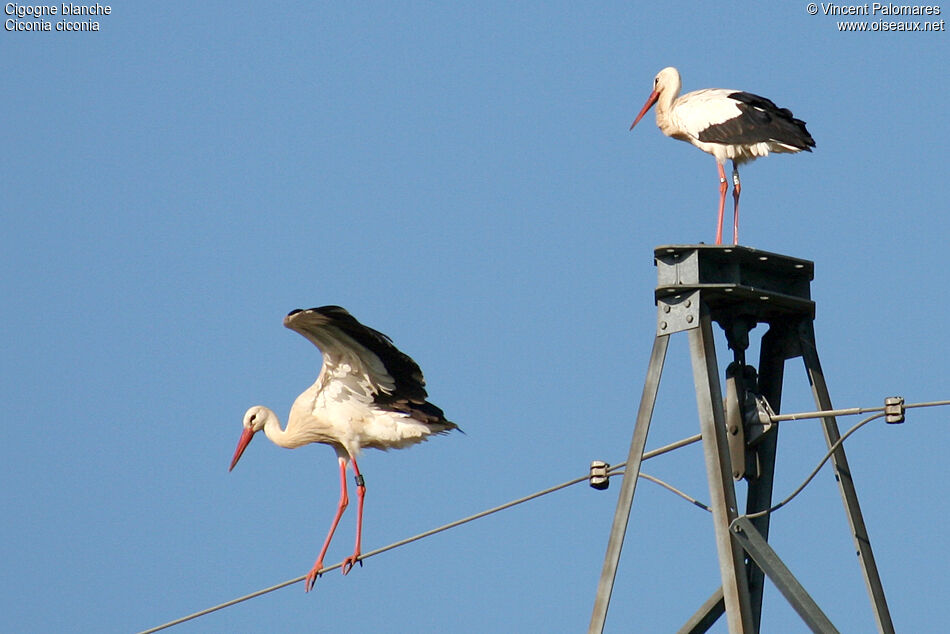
656 289 701 335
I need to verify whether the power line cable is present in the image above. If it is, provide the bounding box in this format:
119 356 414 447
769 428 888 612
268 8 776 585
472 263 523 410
744 397 950 520
611 470 712 511
742 412 884 520
767 398 950 422
138 473 595 633
139 398 947 633
138 433 703 633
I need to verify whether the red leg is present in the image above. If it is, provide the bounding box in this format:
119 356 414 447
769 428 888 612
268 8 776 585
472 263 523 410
731 163 741 245
342 457 365 575
305 456 349 592
715 162 727 245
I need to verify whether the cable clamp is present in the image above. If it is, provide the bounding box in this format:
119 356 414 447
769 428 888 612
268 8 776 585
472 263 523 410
589 460 610 490
884 396 905 424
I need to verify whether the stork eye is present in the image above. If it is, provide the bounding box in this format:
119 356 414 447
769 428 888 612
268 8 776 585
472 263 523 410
249 414 257 423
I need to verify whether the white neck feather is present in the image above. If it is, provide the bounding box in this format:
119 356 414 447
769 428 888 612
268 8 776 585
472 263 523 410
257 407 301 449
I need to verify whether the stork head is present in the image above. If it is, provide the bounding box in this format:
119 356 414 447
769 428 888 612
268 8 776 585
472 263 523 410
229 406 271 471
630 66 682 130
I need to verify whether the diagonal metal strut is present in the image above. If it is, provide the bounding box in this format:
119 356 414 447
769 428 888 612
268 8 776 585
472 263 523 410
588 334 669 634
730 517 839 633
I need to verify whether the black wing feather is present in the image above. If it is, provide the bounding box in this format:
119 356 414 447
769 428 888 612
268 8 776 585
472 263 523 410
285 306 457 429
698 91 815 151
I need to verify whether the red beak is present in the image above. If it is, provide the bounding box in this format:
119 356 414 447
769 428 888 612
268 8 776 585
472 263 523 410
229 427 256 471
630 90 659 130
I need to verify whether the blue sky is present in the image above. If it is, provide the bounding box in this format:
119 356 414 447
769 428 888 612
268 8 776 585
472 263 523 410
3 2 948 632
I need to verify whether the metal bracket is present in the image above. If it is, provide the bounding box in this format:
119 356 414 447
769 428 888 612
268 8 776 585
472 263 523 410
746 392 776 446
725 363 780 481
724 365 747 480
657 290 700 336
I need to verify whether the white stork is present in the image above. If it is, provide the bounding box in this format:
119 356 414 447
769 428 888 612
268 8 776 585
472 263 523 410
229 306 458 592
630 66 815 245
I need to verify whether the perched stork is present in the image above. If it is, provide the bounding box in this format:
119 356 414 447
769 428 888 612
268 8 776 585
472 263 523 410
229 306 458 592
630 66 815 245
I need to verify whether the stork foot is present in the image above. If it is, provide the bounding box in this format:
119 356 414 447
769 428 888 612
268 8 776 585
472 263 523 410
342 552 362 575
305 563 324 592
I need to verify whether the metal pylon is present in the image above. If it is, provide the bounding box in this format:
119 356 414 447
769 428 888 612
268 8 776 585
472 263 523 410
588 245 894 634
